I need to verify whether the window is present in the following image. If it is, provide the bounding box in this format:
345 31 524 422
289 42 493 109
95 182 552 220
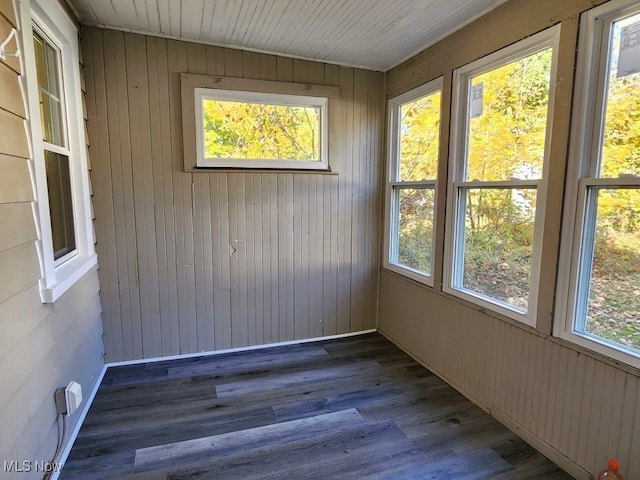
384 79 442 285
556 0 640 366
22 0 96 302
194 88 328 170
444 27 560 325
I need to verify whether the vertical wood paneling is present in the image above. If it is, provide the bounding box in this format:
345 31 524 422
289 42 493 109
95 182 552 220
84 28 383 361
380 271 640 479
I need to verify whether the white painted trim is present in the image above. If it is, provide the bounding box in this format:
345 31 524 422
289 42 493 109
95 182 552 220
106 330 377 368
20 0 97 304
383 78 443 288
50 364 108 480
378 328 592 480
194 87 329 171
554 0 640 370
490 409 593 480
443 24 562 328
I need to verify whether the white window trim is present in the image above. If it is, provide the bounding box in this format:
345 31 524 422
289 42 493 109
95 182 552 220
444 26 561 327
194 88 328 170
554 0 640 369
383 78 443 286
20 0 97 303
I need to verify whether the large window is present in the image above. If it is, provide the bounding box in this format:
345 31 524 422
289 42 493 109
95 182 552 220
445 27 559 325
384 79 442 285
22 0 96 302
556 0 640 366
194 88 328 170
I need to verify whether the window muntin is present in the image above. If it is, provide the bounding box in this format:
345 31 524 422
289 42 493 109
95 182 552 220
385 79 442 285
194 88 328 170
557 1 640 366
445 27 559 325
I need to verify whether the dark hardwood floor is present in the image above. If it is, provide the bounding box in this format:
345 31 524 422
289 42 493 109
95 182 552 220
61 333 573 479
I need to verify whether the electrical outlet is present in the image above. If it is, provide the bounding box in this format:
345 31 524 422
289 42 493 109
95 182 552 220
54 381 82 416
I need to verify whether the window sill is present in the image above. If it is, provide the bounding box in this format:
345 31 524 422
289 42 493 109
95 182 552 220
40 253 98 303
189 166 339 175
383 263 433 287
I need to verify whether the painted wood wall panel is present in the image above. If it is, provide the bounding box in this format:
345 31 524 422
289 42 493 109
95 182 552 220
0 202 36 252
0 154 33 203
0 1 104 476
0 62 24 117
0 0 16 26
381 2 640 479
82 27 384 361
0 109 28 158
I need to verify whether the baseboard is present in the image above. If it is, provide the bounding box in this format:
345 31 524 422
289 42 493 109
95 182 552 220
50 363 108 480
106 329 378 368
491 409 592 480
378 328 592 480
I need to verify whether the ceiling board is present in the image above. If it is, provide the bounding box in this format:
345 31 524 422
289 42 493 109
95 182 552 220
68 0 509 71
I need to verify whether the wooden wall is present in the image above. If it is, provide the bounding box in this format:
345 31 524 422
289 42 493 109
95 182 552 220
0 0 103 477
380 0 640 479
81 27 385 362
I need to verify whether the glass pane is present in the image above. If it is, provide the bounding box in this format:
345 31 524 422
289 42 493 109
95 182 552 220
600 13 640 177
466 49 552 181
398 90 441 181
582 188 640 350
202 98 320 162
394 187 435 275
45 151 76 260
457 188 537 311
33 31 65 146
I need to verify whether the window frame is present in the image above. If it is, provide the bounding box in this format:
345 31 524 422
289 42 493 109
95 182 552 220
194 87 328 170
555 0 640 368
21 0 97 303
444 26 561 327
383 78 443 286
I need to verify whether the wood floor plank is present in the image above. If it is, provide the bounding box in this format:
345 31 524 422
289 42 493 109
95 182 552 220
134 408 366 465
61 333 573 480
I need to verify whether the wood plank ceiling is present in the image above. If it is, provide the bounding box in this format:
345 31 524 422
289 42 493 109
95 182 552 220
66 0 509 71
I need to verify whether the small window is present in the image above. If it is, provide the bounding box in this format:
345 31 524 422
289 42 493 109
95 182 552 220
384 79 442 285
445 26 559 325
194 88 328 170
23 0 97 302
556 0 640 367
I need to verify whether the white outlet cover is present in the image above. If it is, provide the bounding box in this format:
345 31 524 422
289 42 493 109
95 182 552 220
65 381 82 415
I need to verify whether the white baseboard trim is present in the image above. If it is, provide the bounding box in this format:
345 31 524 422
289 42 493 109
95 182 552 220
106 329 377 368
378 328 592 480
491 408 593 480
51 363 108 480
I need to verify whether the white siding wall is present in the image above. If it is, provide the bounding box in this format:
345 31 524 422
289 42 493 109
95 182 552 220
0 1 104 477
